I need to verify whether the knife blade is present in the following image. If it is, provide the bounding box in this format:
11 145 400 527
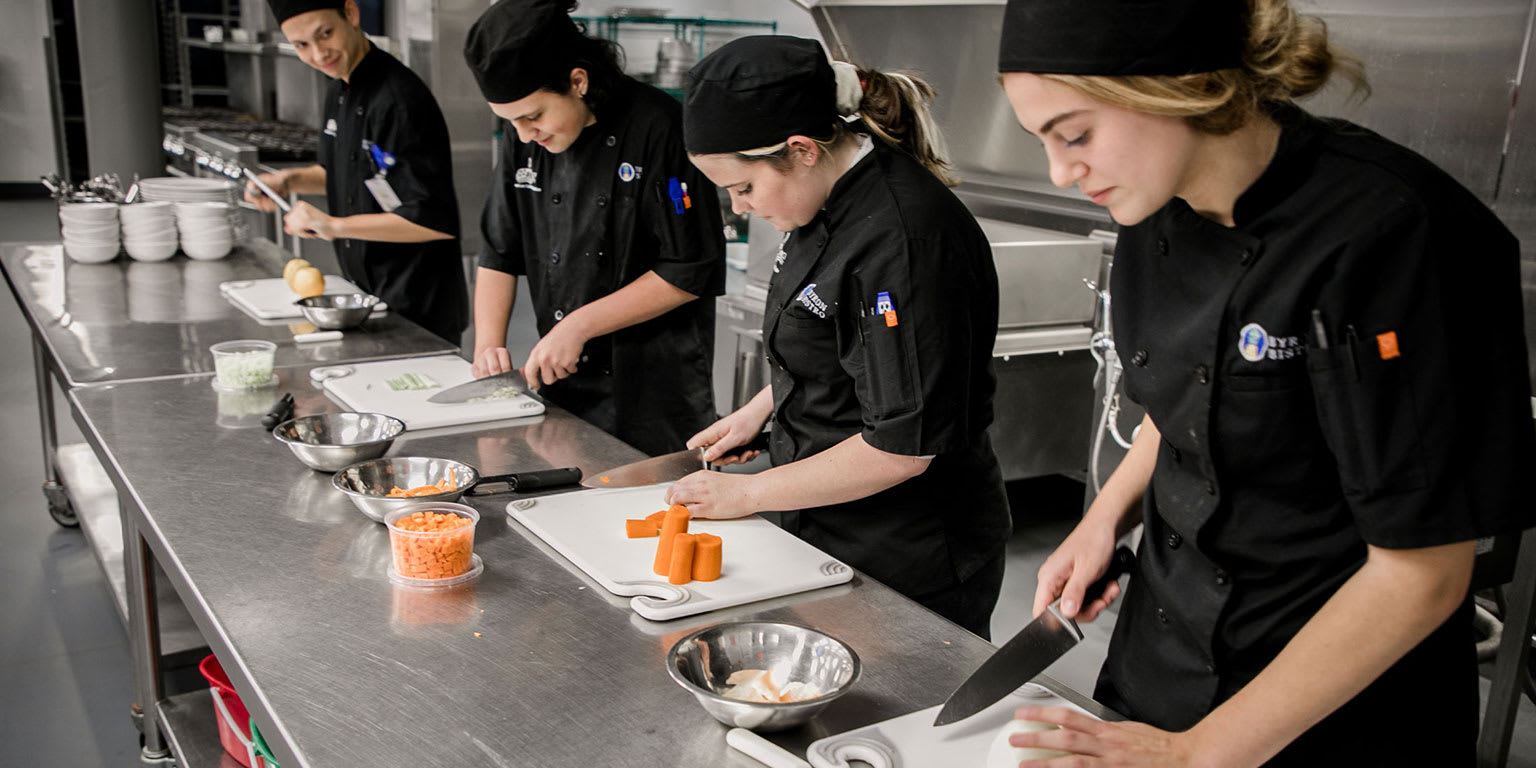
427 370 537 405
932 546 1135 726
581 432 770 489
242 166 291 213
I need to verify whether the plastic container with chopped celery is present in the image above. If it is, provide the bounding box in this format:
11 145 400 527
210 339 278 390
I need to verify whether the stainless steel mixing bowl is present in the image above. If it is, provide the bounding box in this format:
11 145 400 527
330 456 478 523
272 412 405 471
666 621 861 732
294 292 378 330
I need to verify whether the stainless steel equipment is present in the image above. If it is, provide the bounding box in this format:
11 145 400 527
980 219 1101 329
666 621 862 732
295 293 380 330
331 456 480 521
271 412 405 472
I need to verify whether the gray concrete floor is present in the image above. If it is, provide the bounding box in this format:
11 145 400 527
2 198 1533 765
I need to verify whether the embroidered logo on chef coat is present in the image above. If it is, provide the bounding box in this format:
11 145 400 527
796 283 829 318
324 118 338 137
1239 323 1304 362
514 158 542 192
617 162 638 182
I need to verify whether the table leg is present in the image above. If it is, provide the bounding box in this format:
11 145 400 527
123 504 170 762
32 335 76 526
1478 526 1536 766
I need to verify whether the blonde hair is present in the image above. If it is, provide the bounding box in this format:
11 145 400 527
733 66 959 186
1042 0 1368 134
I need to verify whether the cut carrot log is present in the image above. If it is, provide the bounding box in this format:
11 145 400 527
646 510 667 524
692 533 722 581
625 519 659 538
668 533 697 585
652 506 691 576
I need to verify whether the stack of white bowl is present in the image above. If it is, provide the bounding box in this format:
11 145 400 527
58 203 122 263
120 202 179 262
176 201 234 260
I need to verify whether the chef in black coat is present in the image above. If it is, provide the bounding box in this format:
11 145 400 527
995 0 1536 764
666 36 1013 638
461 0 724 457
245 0 468 344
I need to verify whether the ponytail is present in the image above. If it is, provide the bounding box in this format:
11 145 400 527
853 68 958 186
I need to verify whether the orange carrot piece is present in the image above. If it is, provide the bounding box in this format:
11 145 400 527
625 519 660 538
668 533 697 585
645 510 667 524
692 533 722 581
652 507 691 576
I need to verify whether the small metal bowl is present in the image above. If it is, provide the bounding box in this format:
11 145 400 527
666 621 861 732
331 456 479 523
294 293 378 330
272 412 405 472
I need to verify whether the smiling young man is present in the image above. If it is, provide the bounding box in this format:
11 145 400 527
244 0 468 343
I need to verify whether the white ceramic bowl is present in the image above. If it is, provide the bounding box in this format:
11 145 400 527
64 241 121 264
126 241 179 262
183 240 233 261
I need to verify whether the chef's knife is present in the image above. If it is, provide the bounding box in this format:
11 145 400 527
581 432 770 489
932 546 1136 726
427 370 542 405
242 167 291 213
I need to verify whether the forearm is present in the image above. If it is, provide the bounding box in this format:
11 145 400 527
740 433 929 513
279 165 326 195
473 268 516 351
1183 541 1476 768
564 271 696 339
332 213 453 243
1086 413 1158 537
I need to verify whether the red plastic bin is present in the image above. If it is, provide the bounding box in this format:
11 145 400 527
198 654 268 768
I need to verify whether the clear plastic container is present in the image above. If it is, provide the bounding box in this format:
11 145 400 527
210 339 277 390
384 502 481 586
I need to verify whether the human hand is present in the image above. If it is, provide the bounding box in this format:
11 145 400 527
520 318 588 388
243 171 289 213
283 201 336 240
1032 521 1122 621
664 470 757 519
1007 707 1192 767
472 346 515 378
685 407 770 465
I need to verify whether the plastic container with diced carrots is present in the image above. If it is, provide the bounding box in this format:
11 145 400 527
383 502 482 588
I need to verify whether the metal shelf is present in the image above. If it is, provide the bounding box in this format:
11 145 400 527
159 690 246 768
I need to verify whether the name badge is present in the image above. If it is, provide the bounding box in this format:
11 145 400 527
364 175 402 212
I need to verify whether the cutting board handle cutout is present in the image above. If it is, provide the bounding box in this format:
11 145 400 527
613 580 690 608
807 735 897 768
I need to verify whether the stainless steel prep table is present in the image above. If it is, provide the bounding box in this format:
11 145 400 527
69 363 1110 767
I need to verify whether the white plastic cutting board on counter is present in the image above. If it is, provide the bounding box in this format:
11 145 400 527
220 276 390 320
805 682 1101 768
505 484 853 621
313 354 544 430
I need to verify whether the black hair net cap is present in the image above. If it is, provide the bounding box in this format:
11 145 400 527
464 0 585 104
683 36 838 155
998 0 1245 76
267 0 347 25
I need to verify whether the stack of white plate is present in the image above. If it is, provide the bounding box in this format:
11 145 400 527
120 202 179 262
176 201 234 260
139 176 240 204
58 202 122 263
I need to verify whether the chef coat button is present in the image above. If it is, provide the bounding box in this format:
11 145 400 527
1157 608 1169 624
1205 662 1216 674
1195 365 1209 384
1166 532 1182 549
553 309 564 321
580 354 589 363
550 251 561 264
605 135 616 147
551 193 562 204
596 195 608 207
1157 238 1168 256
1239 248 1254 265
1214 568 1230 586
1205 480 1216 495
354 106 363 116
1131 349 1148 367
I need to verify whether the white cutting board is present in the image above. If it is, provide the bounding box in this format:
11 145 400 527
805 683 1101 768
313 354 545 430
220 276 390 320
505 485 853 621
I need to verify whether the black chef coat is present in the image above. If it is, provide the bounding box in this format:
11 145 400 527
764 137 1012 610
479 77 724 457
317 46 469 344
1101 104 1536 765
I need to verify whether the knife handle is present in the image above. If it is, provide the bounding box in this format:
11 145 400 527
467 466 583 495
260 393 295 431
707 431 771 466
1084 546 1136 604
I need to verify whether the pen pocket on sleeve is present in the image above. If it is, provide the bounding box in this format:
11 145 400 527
858 312 918 418
1307 343 1427 496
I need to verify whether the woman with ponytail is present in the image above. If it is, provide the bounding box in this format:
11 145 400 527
665 35 1012 637
997 0 1534 764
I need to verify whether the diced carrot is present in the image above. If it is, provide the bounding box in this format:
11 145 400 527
668 533 697 585
389 510 474 579
652 507 691 576
625 519 660 538
692 533 722 581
